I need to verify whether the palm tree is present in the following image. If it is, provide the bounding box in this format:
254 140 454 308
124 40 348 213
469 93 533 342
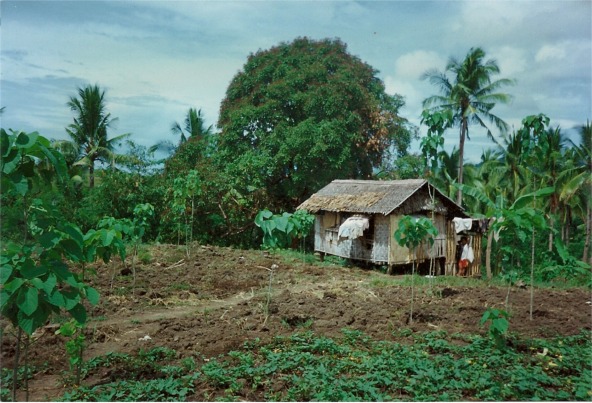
422 47 514 205
172 108 213 144
66 84 129 187
534 127 569 250
151 108 214 156
560 121 592 262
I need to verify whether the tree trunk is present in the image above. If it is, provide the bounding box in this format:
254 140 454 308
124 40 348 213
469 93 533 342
584 205 591 264
457 119 467 206
89 161 95 188
548 215 554 252
530 225 535 321
486 231 493 280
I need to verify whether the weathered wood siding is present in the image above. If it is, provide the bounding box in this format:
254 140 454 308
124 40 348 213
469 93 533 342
315 212 387 262
314 211 480 276
371 215 389 263
388 213 448 265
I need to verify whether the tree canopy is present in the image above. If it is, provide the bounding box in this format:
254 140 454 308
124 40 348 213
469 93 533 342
216 37 415 206
65 84 129 187
422 47 514 205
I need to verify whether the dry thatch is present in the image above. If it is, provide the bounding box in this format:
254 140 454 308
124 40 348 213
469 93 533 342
297 179 465 217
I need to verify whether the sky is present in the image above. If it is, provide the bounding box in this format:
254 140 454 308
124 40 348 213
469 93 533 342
1 0 591 163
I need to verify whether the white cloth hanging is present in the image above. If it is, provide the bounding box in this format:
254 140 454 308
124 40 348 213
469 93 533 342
338 216 370 240
461 244 474 263
452 217 473 234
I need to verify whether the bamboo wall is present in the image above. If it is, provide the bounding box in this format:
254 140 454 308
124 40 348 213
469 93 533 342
314 212 466 274
445 221 482 276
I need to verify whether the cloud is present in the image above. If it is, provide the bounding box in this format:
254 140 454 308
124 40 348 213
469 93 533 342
490 46 528 77
393 50 446 80
535 44 567 63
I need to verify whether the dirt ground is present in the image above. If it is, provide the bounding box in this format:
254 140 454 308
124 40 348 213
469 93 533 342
2 243 591 401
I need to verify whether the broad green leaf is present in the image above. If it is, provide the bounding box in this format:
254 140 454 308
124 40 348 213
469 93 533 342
20 258 48 279
17 287 39 316
0 128 12 157
48 289 66 308
83 228 98 242
52 262 79 287
17 305 49 335
38 144 68 184
101 229 115 247
41 274 58 295
512 187 555 210
10 172 29 196
15 131 39 149
60 223 85 248
4 277 24 293
30 278 44 290
254 209 274 228
19 158 36 178
99 248 112 264
260 220 276 235
275 216 290 233
1 148 19 175
493 318 509 334
0 289 14 311
0 264 13 284
85 286 100 305
68 303 87 324
60 239 84 262
85 245 97 263
17 313 36 335
39 230 62 250
285 220 295 235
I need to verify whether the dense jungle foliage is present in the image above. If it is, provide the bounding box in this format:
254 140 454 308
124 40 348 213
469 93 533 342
1 38 590 285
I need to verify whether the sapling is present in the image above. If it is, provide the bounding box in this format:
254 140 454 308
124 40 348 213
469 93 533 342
56 320 86 386
479 307 510 349
0 130 107 400
394 216 438 323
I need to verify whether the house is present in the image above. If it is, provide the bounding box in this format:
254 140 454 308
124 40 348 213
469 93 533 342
297 179 482 276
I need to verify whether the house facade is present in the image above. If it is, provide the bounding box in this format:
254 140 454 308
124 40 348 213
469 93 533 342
297 179 482 276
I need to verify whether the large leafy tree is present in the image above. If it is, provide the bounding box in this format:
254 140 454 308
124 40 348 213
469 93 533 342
422 47 514 205
65 84 129 187
216 37 415 207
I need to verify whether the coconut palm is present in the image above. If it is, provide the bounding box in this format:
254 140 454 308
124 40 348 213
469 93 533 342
66 85 129 187
171 108 213 144
151 108 214 156
422 47 514 205
560 121 592 262
532 127 570 250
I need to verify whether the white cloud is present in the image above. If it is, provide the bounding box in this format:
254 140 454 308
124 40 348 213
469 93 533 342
535 44 567 63
490 46 527 76
393 50 446 80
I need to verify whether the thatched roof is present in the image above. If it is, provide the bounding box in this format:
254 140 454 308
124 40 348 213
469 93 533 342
297 179 466 217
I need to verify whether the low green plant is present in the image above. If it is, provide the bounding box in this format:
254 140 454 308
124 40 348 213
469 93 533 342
56 319 86 385
479 307 510 349
196 329 591 401
254 209 314 250
55 330 592 402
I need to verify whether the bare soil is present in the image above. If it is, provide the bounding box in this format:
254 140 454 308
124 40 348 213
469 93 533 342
2 244 591 401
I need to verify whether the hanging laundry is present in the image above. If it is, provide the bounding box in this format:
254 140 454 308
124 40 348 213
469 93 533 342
452 217 473 234
338 216 370 240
